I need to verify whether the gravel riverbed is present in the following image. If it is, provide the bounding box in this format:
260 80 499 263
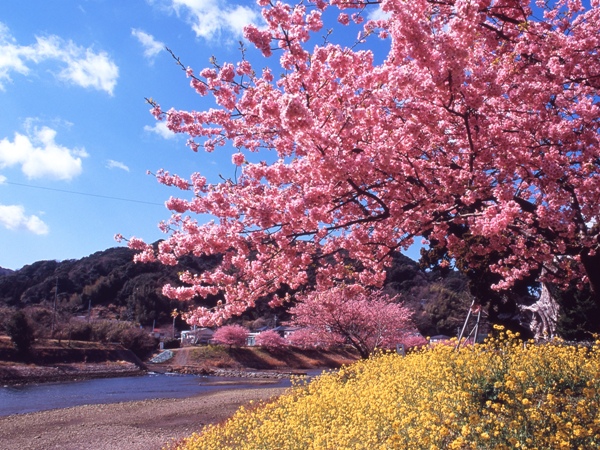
0 386 287 450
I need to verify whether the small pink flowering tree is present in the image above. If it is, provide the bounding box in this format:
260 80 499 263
255 329 288 351
399 334 429 351
288 286 416 359
212 324 248 348
121 0 600 325
287 327 343 351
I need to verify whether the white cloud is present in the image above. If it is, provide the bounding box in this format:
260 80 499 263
368 7 391 21
0 174 6 184
131 28 164 61
0 124 88 180
0 204 49 235
0 23 31 78
168 0 260 40
0 22 118 95
57 45 119 95
144 121 177 139
106 159 130 172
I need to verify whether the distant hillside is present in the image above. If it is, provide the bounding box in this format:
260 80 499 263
0 267 14 276
0 245 222 327
0 245 476 336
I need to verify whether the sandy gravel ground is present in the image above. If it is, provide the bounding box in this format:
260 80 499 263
0 386 287 450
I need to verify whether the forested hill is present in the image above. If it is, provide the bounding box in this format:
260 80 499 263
0 246 476 336
0 246 222 327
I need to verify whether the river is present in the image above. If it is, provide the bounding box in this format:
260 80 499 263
0 372 296 417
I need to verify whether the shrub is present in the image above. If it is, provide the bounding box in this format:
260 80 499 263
4 310 34 355
162 338 180 350
255 330 287 351
116 327 157 359
172 328 600 449
399 333 428 351
22 307 54 339
90 320 116 342
85 320 157 359
213 325 248 348
67 322 93 341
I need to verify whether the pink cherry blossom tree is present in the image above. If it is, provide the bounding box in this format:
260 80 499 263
287 327 342 351
255 329 288 350
212 324 248 348
288 286 416 359
121 0 600 325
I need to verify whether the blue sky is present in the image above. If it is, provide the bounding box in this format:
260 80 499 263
0 0 421 270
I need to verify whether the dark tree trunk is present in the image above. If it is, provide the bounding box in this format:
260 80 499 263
581 250 600 305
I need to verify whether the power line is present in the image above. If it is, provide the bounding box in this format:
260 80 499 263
5 181 165 206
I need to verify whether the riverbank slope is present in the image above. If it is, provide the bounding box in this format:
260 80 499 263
0 337 146 385
0 336 359 385
149 345 359 378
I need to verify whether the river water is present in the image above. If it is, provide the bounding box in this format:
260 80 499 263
0 373 296 417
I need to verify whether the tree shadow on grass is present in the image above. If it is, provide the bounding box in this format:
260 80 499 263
228 347 359 370
229 347 279 369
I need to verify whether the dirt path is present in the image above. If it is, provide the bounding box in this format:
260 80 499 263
0 386 287 450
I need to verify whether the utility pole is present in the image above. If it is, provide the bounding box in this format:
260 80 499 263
171 309 178 339
51 277 58 336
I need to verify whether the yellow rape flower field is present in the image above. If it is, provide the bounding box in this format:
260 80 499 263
168 329 600 450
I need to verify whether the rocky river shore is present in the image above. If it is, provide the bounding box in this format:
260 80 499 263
0 385 287 450
0 360 145 386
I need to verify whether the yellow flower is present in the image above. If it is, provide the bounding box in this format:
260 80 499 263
168 333 600 450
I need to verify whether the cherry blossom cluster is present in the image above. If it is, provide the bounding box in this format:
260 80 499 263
125 0 600 324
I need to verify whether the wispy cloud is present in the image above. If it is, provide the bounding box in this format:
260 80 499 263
131 28 164 61
167 0 260 40
367 7 391 21
106 159 130 172
0 123 88 180
0 174 6 184
0 22 118 95
144 121 177 140
0 204 49 235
